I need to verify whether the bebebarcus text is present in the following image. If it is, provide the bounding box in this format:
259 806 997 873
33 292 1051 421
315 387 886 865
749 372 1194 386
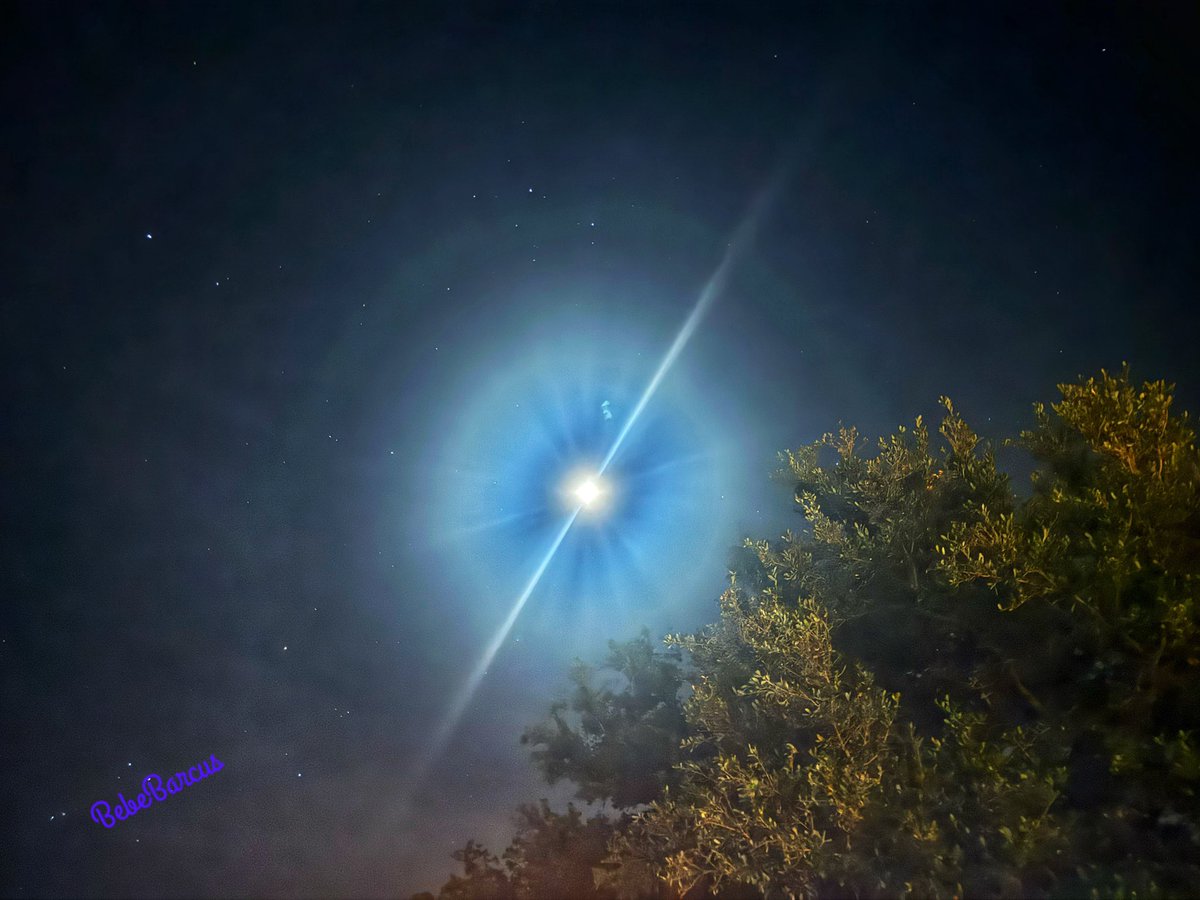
90 755 224 828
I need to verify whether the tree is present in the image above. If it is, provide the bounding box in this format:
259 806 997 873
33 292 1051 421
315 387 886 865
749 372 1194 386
438 368 1200 898
505 801 618 899
434 803 640 900
438 841 515 900
522 629 689 810
434 631 688 900
937 367 1200 895
601 368 1199 897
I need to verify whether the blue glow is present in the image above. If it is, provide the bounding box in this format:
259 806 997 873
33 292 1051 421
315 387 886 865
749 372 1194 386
416 308 721 605
403 310 729 789
400 307 731 788
407 176 787 791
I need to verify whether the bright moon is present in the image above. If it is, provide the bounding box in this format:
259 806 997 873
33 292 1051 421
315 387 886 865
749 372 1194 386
574 477 602 506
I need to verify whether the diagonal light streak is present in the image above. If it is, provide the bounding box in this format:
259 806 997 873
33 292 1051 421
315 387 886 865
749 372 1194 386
409 172 786 792
599 174 786 475
408 508 580 786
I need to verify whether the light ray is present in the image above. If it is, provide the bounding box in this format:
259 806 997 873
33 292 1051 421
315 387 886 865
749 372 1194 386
408 171 786 793
599 174 786 476
407 508 581 786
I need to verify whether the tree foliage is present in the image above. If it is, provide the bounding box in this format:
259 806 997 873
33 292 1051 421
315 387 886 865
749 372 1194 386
436 803 622 900
434 368 1200 899
521 629 689 809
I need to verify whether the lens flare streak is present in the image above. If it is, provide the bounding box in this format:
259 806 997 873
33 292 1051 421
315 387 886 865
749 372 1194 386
412 175 785 789
410 508 580 785
600 177 782 475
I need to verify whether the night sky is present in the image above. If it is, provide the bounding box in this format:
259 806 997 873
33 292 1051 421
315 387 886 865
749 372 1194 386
4 3 1199 897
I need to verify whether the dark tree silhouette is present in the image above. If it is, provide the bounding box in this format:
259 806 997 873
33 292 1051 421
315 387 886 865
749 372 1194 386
522 630 689 810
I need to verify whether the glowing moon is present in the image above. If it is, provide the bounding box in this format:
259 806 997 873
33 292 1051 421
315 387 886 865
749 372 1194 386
558 466 613 517
573 477 602 506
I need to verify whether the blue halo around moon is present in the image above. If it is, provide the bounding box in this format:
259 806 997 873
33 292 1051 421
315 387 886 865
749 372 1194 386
413 301 733 640
305 200 801 788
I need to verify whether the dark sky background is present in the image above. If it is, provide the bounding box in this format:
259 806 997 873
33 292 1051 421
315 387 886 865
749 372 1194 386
3 3 1198 897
